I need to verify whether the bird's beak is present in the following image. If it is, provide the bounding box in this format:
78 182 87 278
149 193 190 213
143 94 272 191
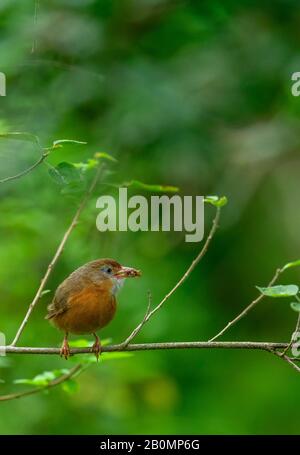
114 266 142 279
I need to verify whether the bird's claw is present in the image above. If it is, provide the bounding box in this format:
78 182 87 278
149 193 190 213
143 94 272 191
92 336 101 361
60 338 71 360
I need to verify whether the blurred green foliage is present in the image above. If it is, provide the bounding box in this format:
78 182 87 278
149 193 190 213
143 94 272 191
0 0 300 435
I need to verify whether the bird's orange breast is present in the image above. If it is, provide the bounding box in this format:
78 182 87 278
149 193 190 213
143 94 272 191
53 280 117 335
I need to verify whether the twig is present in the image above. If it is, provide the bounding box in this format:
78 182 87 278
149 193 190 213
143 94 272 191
120 207 221 346
0 341 289 355
31 0 40 53
0 150 49 184
270 349 300 374
0 364 82 402
280 312 300 356
288 357 300 362
10 165 103 346
119 290 152 348
208 267 283 342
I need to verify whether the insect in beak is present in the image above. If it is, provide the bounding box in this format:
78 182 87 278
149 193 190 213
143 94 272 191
114 266 141 279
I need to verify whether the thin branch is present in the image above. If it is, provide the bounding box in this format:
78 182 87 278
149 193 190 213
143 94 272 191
121 207 221 346
0 150 49 184
0 341 289 355
208 267 283 342
119 290 152 348
0 364 82 402
31 0 40 53
280 312 300 356
10 165 103 346
270 349 300 374
3 342 298 402
0 341 297 403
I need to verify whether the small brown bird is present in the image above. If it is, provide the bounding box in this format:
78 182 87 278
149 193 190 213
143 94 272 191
46 258 141 359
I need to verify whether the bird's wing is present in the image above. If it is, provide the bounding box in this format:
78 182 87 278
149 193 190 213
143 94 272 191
45 271 88 320
45 292 70 320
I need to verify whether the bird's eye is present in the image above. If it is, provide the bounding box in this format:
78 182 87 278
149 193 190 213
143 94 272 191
101 265 112 275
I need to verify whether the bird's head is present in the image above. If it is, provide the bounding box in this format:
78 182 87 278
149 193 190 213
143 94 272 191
98 259 141 279
87 258 141 295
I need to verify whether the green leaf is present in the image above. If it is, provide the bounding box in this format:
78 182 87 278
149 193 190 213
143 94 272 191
123 180 179 193
68 338 114 362
73 355 98 364
204 195 228 207
290 302 300 312
101 352 133 361
29 371 56 386
61 379 79 394
51 369 70 377
14 379 29 385
40 289 51 297
0 132 40 145
48 162 86 194
283 260 300 272
52 139 87 148
68 339 93 348
256 285 299 298
48 166 65 186
14 379 35 386
14 377 47 387
14 369 70 387
68 338 112 348
54 162 82 184
94 152 117 163
78 351 133 364
74 159 99 172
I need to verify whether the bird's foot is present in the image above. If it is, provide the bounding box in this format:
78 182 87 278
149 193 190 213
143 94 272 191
60 337 71 360
92 334 102 361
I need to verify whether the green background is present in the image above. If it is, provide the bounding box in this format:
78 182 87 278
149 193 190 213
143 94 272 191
0 0 300 435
